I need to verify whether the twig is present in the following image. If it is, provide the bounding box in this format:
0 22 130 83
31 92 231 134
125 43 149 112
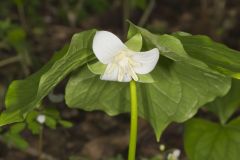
17 3 28 32
213 0 226 26
0 56 20 68
123 0 130 36
138 0 155 27
60 0 85 27
38 126 43 160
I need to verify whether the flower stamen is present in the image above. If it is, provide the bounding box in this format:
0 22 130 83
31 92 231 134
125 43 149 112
104 49 141 82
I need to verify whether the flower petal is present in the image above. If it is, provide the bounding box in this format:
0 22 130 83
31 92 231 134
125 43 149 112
100 64 132 82
93 31 127 64
132 48 159 74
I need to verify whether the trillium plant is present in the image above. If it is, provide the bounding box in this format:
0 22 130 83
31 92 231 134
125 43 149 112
92 31 159 159
1 22 240 160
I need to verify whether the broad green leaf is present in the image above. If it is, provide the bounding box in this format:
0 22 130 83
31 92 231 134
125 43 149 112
66 56 230 140
127 22 213 72
128 22 240 79
66 68 129 116
137 74 155 83
205 79 240 124
174 33 240 79
184 118 240 160
0 29 96 126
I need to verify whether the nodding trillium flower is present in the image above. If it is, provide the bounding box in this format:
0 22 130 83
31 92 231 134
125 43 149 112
92 31 160 82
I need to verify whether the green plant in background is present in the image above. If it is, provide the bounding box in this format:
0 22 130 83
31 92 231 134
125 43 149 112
0 19 31 75
0 106 72 158
26 106 73 133
58 0 111 26
0 21 240 160
206 79 240 124
0 123 29 150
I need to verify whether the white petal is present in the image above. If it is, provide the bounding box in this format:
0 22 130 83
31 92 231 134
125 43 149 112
100 64 132 82
122 74 132 82
173 149 181 158
93 31 127 64
132 48 159 74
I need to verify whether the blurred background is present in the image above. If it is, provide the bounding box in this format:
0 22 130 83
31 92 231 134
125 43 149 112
0 0 240 160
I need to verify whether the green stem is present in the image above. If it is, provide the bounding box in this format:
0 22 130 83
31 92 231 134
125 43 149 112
128 80 138 160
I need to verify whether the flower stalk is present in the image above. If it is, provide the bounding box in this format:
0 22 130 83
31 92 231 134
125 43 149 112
128 80 138 160
38 126 43 160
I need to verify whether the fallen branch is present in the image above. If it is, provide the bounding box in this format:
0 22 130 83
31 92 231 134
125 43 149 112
0 56 20 68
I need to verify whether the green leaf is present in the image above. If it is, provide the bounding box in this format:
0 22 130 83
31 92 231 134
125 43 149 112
205 79 240 124
66 67 129 116
128 22 240 79
125 33 142 51
45 116 57 129
0 29 96 126
43 107 60 120
26 111 41 134
127 22 210 71
130 0 147 10
66 56 230 140
3 133 29 150
27 121 41 134
59 120 73 128
6 27 26 46
87 61 106 75
26 110 38 123
14 0 25 6
174 33 240 79
10 123 26 134
184 118 240 160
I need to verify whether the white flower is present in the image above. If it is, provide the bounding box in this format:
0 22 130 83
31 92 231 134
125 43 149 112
172 149 181 158
92 31 159 82
167 149 181 160
37 114 46 124
159 144 165 151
